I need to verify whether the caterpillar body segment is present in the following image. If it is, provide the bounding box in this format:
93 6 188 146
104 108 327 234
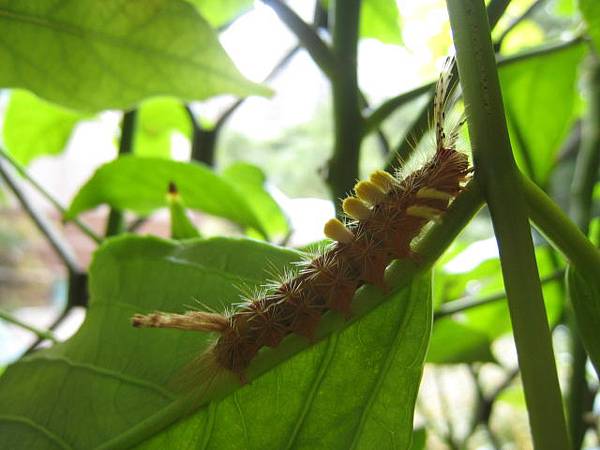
132 60 472 383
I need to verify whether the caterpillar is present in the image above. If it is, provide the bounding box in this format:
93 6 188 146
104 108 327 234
131 59 471 385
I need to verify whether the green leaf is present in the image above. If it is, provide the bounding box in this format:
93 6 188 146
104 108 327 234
0 235 432 449
134 98 191 158
360 0 402 44
66 156 268 237
427 319 496 364
580 0 600 51
2 90 86 166
0 0 270 112
222 162 289 241
499 42 586 183
167 183 201 239
567 266 600 378
186 0 253 27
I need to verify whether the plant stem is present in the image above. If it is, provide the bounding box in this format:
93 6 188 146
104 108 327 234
0 308 57 343
566 53 600 450
327 0 363 215
0 161 82 274
495 0 547 51
435 270 563 319
262 0 335 78
522 174 600 282
105 109 137 237
445 1 570 448
0 148 101 244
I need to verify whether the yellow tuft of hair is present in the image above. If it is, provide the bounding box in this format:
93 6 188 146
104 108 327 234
342 197 371 220
416 187 453 201
323 218 354 243
369 170 396 193
354 180 385 205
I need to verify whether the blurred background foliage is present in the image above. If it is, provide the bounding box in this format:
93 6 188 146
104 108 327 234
0 0 599 449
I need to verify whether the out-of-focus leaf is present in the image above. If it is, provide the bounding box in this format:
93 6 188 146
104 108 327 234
320 0 402 44
2 90 86 166
222 162 289 241
186 0 253 27
436 245 564 341
567 266 600 377
134 98 191 158
167 183 201 239
427 319 496 364
580 0 600 50
499 42 586 183
360 0 402 45
556 0 575 16
0 0 270 112
66 156 268 237
497 385 526 409
0 235 432 449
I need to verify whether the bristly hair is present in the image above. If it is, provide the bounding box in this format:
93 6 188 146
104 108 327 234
131 57 472 387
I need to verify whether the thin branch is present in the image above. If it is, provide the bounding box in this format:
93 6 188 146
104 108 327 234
0 148 101 244
434 270 564 319
327 0 363 215
262 0 335 78
186 44 302 166
566 53 600 450
105 109 137 237
214 45 301 132
0 308 58 343
24 270 88 354
0 161 82 274
495 0 547 51
359 91 391 156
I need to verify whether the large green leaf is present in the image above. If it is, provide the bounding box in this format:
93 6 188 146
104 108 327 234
65 156 268 237
222 162 289 242
0 235 432 449
499 42 586 183
580 0 600 51
0 0 269 112
2 90 86 166
567 267 600 377
361 0 402 45
134 98 191 158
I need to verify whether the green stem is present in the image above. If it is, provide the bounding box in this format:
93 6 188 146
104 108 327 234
0 148 101 244
571 55 600 236
105 109 137 237
327 0 363 215
566 53 600 450
495 0 546 51
523 175 600 282
0 308 57 343
445 1 570 448
435 270 563 319
97 180 483 450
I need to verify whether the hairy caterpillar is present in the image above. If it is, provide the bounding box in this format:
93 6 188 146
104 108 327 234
131 60 470 385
